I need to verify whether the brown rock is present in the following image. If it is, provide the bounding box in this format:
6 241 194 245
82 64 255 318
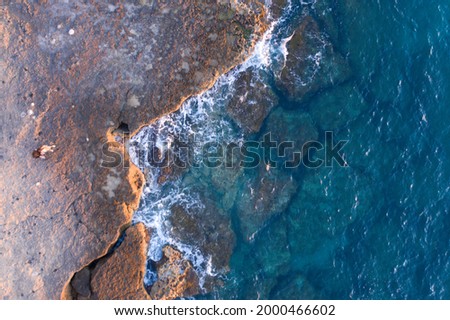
276 16 351 103
233 108 319 241
89 223 150 300
71 268 91 299
235 165 298 241
150 246 200 300
227 68 278 133
269 0 289 20
169 200 235 275
0 1 268 299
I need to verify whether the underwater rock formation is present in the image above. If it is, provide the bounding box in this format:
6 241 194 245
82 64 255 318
287 166 375 269
169 198 236 279
308 83 369 130
271 274 318 299
226 68 279 133
265 107 319 159
233 107 318 241
253 215 291 278
276 15 351 104
235 165 298 241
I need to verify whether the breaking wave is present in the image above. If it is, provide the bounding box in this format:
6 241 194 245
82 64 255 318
128 2 300 289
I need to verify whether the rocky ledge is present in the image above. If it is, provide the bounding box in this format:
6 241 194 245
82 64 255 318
0 0 268 299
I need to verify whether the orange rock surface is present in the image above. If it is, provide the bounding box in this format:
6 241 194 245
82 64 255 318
0 0 268 299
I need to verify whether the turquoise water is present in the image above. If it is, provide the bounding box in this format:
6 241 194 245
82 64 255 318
131 0 450 299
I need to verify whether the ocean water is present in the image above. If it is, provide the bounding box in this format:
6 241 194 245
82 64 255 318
130 0 450 299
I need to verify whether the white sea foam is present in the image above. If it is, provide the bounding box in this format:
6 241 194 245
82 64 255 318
129 4 296 290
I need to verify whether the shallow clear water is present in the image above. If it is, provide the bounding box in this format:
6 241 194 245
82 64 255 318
130 0 450 299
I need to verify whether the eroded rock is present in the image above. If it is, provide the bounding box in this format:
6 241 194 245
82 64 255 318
169 198 236 276
70 268 92 299
0 0 268 299
150 246 200 300
89 223 150 300
276 16 351 103
269 0 289 20
227 68 278 133
236 166 298 241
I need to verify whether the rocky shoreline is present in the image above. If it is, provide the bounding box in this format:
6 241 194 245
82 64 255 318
0 0 269 299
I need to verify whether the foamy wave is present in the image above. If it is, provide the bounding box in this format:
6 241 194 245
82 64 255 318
129 4 296 291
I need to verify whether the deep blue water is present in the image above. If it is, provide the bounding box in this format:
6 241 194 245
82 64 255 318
131 0 450 299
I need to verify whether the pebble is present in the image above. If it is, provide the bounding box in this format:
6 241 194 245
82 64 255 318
68 29 75 35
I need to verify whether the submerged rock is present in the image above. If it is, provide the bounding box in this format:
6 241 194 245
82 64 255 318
150 246 200 300
271 274 319 299
236 165 298 241
253 216 291 277
308 83 369 130
169 198 236 276
311 0 340 45
231 217 291 299
276 16 351 103
339 107 404 206
233 108 318 241
227 68 278 133
265 107 319 160
337 0 404 103
287 167 375 269
185 145 244 211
